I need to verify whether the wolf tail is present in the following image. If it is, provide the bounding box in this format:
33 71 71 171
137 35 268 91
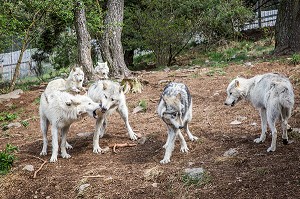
276 83 294 109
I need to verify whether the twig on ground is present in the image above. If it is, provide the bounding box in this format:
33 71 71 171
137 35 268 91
26 155 47 179
108 143 137 153
82 175 106 178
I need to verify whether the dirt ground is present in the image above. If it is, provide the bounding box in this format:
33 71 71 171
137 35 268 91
0 61 300 199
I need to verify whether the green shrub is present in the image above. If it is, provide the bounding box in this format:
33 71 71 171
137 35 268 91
0 144 18 175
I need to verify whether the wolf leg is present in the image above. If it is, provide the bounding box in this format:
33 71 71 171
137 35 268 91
160 129 176 164
61 126 71 159
118 104 137 140
184 122 198 141
40 115 49 156
93 117 105 153
281 108 290 145
177 129 189 153
50 126 59 162
254 108 267 143
266 110 278 152
65 141 73 149
163 126 172 149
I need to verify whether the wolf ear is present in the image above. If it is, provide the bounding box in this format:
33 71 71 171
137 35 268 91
70 99 81 106
235 80 240 88
102 82 108 90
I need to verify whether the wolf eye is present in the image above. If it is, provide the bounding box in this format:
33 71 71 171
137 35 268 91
229 92 232 95
172 113 177 117
111 98 114 101
104 95 107 99
88 103 91 105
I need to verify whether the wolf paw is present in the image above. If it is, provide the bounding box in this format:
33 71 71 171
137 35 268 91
160 158 171 164
65 143 73 149
190 136 198 142
61 153 71 159
93 146 103 154
50 156 58 163
180 146 189 153
267 146 276 152
129 133 138 141
254 138 264 143
40 151 47 156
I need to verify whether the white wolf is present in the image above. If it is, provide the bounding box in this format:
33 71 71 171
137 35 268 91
39 91 101 162
225 73 294 152
157 82 198 164
94 61 109 79
87 80 138 153
45 66 85 94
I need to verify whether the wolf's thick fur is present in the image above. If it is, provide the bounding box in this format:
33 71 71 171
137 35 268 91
94 61 109 79
225 73 294 152
45 67 85 94
87 80 137 153
157 82 198 164
39 91 100 162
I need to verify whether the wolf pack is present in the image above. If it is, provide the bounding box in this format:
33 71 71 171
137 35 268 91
39 61 295 164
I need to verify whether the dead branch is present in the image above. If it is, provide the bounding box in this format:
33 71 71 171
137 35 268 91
25 155 47 179
108 143 137 153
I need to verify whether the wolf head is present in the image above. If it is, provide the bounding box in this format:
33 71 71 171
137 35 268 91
69 66 84 83
95 62 109 79
65 95 100 119
160 93 184 129
97 81 123 113
224 78 247 107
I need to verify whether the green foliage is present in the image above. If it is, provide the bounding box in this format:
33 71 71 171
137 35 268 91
0 144 18 175
21 120 29 127
0 112 18 122
290 53 300 66
182 171 211 187
138 100 147 112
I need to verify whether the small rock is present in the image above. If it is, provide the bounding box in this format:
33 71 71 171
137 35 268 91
78 183 90 193
152 183 158 188
22 165 34 172
132 106 144 114
33 195 37 199
230 120 241 125
45 196 51 199
223 148 239 157
144 166 163 181
237 116 247 121
184 167 205 179
7 122 22 128
251 122 257 126
244 62 253 67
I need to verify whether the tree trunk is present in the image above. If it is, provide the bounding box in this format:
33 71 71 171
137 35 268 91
274 0 300 55
74 1 94 80
9 41 27 92
101 0 131 78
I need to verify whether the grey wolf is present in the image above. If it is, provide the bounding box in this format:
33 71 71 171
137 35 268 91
94 61 109 79
157 82 198 164
39 91 101 162
87 80 138 153
45 66 85 94
225 73 294 152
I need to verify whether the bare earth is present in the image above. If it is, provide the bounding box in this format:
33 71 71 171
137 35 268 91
0 61 300 199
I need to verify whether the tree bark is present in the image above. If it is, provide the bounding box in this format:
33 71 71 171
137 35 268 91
101 0 131 78
74 1 94 80
274 0 300 55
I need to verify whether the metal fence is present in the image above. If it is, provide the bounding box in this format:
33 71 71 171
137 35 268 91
0 49 37 82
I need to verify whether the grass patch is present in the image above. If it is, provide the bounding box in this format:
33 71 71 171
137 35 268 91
182 171 211 187
0 112 18 122
0 144 18 175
